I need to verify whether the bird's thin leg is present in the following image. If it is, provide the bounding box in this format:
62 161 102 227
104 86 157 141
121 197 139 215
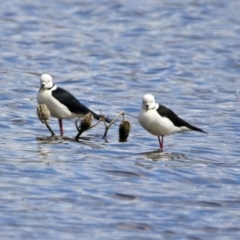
161 135 164 151
58 119 63 136
158 136 162 151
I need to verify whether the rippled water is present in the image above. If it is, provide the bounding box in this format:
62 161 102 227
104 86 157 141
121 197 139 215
1 0 240 239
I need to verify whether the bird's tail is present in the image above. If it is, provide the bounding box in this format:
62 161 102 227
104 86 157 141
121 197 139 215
190 125 207 134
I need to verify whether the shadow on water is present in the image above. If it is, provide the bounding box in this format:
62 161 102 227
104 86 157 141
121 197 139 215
115 222 152 231
105 169 142 178
36 135 104 149
140 149 187 161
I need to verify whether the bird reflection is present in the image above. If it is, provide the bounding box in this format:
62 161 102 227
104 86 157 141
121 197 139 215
36 135 103 149
140 149 186 161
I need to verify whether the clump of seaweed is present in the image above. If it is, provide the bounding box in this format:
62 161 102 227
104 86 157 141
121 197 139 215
119 116 131 142
75 112 96 140
37 104 55 136
74 110 131 142
37 106 131 142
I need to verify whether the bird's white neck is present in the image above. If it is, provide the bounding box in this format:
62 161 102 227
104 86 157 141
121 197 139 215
47 84 57 90
142 103 159 112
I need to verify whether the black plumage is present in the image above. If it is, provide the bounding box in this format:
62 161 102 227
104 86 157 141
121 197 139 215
52 87 111 123
157 104 207 133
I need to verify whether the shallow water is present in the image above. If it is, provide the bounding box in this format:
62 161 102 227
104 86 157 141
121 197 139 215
1 0 240 239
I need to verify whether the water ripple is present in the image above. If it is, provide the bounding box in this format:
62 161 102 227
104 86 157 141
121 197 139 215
1 0 240 239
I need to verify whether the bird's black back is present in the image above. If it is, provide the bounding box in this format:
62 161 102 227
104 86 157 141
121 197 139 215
52 87 112 123
157 104 207 133
52 87 98 117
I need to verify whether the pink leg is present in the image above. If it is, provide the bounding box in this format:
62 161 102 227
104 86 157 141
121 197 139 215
157 136 164 151
161 135 164 150
58 119 64 136
158 136 162 151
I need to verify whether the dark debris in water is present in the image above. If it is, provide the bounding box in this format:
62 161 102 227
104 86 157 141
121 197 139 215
116 222 152 231
10 118 28 125
119 118 131 142
73 111 131 143
105 170 142 177
114 193 138 200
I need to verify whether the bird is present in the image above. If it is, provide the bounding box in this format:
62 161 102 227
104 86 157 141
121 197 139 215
37 74 111 136
138 93 207 151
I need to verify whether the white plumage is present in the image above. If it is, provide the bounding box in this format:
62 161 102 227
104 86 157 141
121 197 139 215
138 94 206 151
37 74 110 136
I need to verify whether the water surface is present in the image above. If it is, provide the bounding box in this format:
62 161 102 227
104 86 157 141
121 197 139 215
1 0 240 239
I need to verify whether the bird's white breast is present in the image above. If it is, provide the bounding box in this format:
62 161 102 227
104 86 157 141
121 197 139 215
37 89 75 119
138 107 187 136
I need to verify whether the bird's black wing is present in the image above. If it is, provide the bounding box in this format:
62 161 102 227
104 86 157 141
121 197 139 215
156 104 207 133
52 87 97 116
52 87 112 123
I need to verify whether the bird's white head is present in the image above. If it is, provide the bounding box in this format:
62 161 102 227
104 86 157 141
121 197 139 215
39 74 54 90
142 94 156 111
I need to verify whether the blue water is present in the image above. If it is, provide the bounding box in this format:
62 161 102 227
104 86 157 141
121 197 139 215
1 0 240 239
